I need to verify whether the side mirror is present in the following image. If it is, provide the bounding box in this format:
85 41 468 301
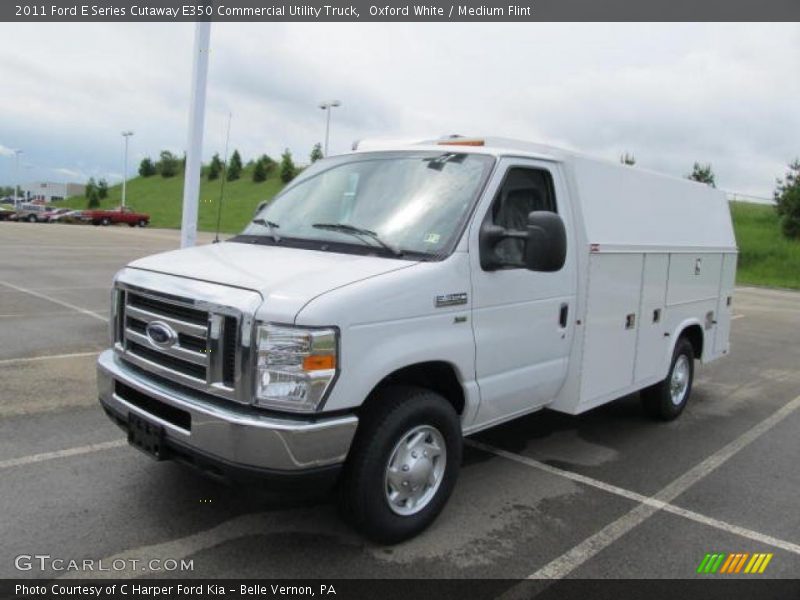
524 211 567 272
479 211 566 272
254 200 267 215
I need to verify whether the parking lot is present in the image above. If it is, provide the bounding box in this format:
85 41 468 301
1 221 799 581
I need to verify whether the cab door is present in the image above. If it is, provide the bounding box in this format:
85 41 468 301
468 158 577 428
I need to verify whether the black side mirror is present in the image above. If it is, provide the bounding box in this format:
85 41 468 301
479 211 567 272
524 211 567 272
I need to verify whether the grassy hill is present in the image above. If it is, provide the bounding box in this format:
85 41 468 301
64 174 800 289
730 201 800 289
63 163 285 234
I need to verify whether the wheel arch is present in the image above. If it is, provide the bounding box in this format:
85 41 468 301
360 361 467 418
671 319 705 362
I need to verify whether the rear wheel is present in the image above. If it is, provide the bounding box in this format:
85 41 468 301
138 219 148 227
641 337 694 421
27 214 37 223
339 385 462 543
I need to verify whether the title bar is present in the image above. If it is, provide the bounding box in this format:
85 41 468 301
4 0 800 22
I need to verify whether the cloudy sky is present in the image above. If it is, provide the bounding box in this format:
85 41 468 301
0 22 797 197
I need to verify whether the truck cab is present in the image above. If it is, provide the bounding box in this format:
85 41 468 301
97 136 736 543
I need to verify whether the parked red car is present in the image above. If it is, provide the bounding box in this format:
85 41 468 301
84 206 150 227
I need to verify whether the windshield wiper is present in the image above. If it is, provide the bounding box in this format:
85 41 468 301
312 222 402 256
252 218 281 242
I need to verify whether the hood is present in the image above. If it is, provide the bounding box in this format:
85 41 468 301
128 241 417 319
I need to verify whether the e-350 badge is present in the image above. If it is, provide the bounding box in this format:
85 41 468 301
435 293 468 308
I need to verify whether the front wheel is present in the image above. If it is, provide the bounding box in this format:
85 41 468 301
641 337 694 421
138 219 148 227
339 385 462 543
27 214 37 223
101 217 111 226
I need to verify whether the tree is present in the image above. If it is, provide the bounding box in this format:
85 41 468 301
774 159 800 239
252 160 267 183
620 152 636 166
207 153 223 180
85 177 100 208
157 151 179 178
310 143 324 163
97 178 109 199
280 149 296 183
138 157 156 177
252 154 274 183
227 149 243 181
687 162 716 188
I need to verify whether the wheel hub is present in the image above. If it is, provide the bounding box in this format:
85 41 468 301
670 354 690 406
384 425 446 516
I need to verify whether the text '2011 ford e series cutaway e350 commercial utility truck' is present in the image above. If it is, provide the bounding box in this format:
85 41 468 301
97 136 737 542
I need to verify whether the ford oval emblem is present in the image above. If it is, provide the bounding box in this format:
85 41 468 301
145 321 177 349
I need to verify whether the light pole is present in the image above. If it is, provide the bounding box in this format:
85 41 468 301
13 149 22 209
121 131 134 208
318 100 341 157
180 21 211 248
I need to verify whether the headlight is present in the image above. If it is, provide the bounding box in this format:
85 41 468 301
255 324 338 412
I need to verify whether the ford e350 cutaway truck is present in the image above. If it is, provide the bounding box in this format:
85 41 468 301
98 137 737 542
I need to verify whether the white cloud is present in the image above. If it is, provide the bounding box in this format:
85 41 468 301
0 22 797 196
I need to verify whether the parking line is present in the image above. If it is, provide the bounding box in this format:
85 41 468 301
0 440 126 470
0 280 108 322
0 351 101 366
469 440 800 558
491 392 800 579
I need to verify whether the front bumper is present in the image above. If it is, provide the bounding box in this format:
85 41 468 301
97 349 358 480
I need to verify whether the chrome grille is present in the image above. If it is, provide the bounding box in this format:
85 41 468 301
116 287 242 401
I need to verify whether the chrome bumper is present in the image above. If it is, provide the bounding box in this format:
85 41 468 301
97 349 358 472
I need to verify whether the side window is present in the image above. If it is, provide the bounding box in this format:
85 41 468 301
486 167 558 267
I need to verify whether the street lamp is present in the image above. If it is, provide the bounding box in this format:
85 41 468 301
318 100 341 157
13 149 22 209
121 131 134 208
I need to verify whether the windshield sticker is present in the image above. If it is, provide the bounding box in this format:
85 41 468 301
424 233 441 244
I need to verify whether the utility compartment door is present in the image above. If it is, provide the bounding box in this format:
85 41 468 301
580 253 643 406
713 253 737 358
634 253 670 383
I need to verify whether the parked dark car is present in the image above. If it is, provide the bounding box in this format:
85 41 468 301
0 205 18 221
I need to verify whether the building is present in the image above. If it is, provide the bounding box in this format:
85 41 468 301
19 182 85 203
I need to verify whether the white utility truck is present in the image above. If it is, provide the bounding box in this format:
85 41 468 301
97 137 737 542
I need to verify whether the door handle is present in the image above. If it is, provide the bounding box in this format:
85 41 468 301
559 303 569 328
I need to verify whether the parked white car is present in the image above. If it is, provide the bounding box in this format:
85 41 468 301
98 136 737 542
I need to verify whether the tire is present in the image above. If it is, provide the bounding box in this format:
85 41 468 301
339 385 462 544
641 337 694 421
101 217 111 226
27 214 37 223
138 219 148 227
128 222 136 227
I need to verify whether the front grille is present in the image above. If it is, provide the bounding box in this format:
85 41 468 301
117 287 241 400
127 292 207 325
127 340 207 381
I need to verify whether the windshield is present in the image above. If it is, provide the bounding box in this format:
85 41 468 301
240 151 494 257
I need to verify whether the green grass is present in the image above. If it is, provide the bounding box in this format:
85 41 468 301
730 201 800 289
63 164 285 234
64 173 800 290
